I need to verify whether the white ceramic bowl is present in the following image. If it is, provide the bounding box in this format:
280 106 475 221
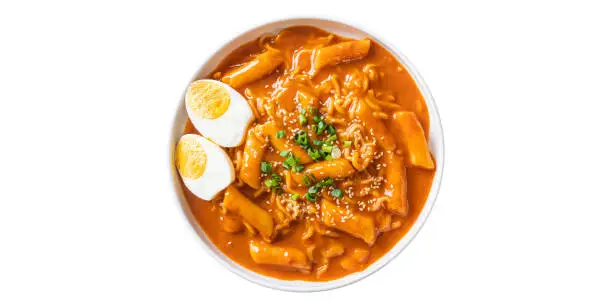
169 17 445 292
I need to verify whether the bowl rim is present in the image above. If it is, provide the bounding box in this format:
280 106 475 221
168 15 445 292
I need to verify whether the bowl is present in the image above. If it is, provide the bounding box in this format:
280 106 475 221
169 16 445 292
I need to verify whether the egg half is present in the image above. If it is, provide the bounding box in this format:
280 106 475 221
185 79 254 147
175 134 235 200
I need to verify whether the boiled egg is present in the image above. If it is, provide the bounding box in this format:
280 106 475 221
175 134 235 200
185 79 254 147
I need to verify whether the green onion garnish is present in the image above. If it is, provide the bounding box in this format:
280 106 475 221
260 161 272 174
326 124 336 135
298 113 307 126
321 144 333 153
331 188 344 198
316 121 327 135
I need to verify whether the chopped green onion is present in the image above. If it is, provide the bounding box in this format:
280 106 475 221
308 185 321 194
309 107 317 115
271 173 282 183
294 131 309 147
291 193 300 201
305 193 317 202
290 155 299 165
302 173 316 186
313 115 322 123
309 173 317 183
327 134 337 142
331 188 344 198
281 152 304 172
283 156 297 169
325 154 332 161
298 113 307 126
312 139 323 147
293 164 305 172
316 121 327 135
276 130 286 139
320 178 334 187
260 161 272 174
264 178 276 188
264 173 283 189
307 148 321 160
272 187 283 194
280 150 290 158
343 141 352 147
326 124 336 135
321 144 333 153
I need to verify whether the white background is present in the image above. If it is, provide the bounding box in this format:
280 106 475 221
1 0 611 307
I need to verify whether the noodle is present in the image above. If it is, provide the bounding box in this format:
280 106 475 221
252 186 266 198
315 264 328 278
367 90 402 110
372 196 389 212
363 64 378 82
372 111 389 119
243 88 261 120
302 221 315 241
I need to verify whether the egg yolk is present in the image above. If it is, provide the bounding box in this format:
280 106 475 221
176 135 207 180
186 80 230 119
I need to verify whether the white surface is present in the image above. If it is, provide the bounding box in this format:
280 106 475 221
1 0 611 307
169 17 444 292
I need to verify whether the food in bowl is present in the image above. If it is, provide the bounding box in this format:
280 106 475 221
175 26 436 281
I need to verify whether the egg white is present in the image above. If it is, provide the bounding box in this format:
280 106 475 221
185 79 254 148
177 134 235 200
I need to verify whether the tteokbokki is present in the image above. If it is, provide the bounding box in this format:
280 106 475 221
175 26 436 281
